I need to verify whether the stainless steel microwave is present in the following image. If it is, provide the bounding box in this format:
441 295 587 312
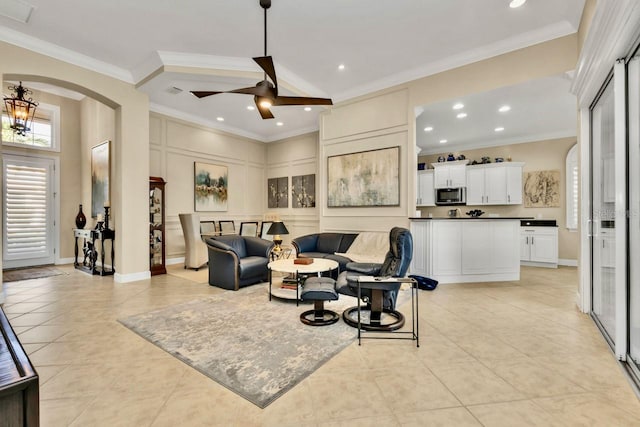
435 187 466 205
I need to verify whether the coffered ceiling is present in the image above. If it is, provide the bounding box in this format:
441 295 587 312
0 0 585 141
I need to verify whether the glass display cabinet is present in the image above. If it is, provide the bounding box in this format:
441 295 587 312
149 176 166 275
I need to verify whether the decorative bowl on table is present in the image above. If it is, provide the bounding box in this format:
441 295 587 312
466 209 485 218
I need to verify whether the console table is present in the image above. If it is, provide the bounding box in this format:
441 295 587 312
73 228 115 276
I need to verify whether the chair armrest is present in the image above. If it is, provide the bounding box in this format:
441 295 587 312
291 234 319 254
205 237 239 257
244 236 275 258
345 262 382 275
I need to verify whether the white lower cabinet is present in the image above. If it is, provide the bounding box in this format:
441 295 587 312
520 226 558 267
410 219 520 283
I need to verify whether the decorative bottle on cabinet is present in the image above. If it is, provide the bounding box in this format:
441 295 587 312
149 177 167 275
75 204 87 229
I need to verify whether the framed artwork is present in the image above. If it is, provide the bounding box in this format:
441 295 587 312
194 162 228 211
268 177 288 208
91 140 110 218
291 174 316 208
524 170 560 207
327 146 400 207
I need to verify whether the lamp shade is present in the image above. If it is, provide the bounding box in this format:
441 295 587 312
266 221 289 235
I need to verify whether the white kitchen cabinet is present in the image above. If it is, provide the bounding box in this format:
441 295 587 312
466 163 523 205
432 160 468 188
416 170 435 206
432 221 462 276
410 219 520 283
409 221 429 276
520 226 558 267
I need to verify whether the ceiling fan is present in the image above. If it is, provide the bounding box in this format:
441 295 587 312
190 0 333 119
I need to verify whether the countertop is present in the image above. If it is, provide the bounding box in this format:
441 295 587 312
410 217 534 220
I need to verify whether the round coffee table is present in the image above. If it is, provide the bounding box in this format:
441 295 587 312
268 258 339 304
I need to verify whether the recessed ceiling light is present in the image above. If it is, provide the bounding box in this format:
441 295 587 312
457 113 467 119
509 0 526 8
495 127 505 132
452 103 464 110
498 105 511 113
424 126 433 132
439 139 448 144
216 117 224 122
247 105 255 111
304 107 312 112
276 122 284 126
338 64 345 71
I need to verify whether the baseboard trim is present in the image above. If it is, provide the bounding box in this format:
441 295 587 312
559 258 578 267
166 257 185 266
56 257 75 265
114 271 151 283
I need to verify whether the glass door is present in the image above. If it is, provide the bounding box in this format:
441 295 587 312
629 54 640 370
590 76 617 343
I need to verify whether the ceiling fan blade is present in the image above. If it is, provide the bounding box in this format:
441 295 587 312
190 91 223 98
272 96 333 106
253 56 278 90
227 86 266 96
255 99 275 119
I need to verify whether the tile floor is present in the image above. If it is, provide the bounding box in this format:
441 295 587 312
3 264 640 426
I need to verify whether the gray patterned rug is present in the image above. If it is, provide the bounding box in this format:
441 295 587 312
119 284 358 408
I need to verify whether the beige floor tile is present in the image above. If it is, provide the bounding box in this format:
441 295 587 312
306 371 393 421
40 397 93 427
430 361 526 405
468 399 563 427
3 265 640 425
396 407 481 426
484 357 586 398
18 324 72 343
373 366 462 413
70 393 167 427
533 393 640 426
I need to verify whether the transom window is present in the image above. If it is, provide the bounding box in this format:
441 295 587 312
2 102 59 151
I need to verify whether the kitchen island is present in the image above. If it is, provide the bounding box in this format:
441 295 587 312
409 217 531 284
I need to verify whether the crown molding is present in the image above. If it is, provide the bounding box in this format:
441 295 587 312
334 21 578 103
571 0 640 107
419 129 577 155
149 102 264 142
0 26 134 83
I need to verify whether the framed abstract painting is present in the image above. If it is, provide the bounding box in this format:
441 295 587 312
194 162 228 211
91 140 110 218
327 146 400 207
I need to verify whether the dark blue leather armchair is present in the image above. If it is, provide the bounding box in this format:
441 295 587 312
205 235 274 290
336 227 413 330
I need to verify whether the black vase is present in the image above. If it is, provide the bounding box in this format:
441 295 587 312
75 204 87 229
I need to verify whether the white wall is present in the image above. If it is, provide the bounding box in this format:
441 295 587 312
265 132 319 244
149 112 267 261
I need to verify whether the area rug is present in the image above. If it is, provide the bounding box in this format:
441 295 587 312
119 284 358 408
3 265 66 282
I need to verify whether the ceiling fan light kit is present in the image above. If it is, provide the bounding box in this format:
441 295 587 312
191 0 332 119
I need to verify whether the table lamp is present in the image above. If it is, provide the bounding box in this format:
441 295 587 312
267 221 289 253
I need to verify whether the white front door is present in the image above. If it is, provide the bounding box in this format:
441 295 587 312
2 154 56 268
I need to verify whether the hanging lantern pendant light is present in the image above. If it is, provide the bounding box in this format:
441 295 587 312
3 82 38 136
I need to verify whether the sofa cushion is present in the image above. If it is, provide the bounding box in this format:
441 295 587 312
239 256 268 279
213 235 248 258
338 233 358 253
316 233 346 254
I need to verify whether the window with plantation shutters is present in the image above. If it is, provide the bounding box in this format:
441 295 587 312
2 155 54 267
